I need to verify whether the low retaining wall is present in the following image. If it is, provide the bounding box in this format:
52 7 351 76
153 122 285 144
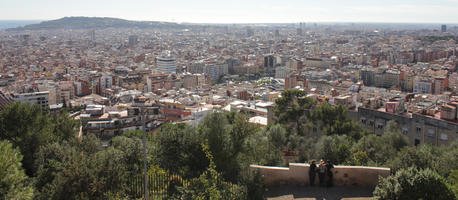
251 163 390 187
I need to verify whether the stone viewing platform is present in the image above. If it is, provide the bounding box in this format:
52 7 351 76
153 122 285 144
266 185 374 200
251 163 390 200
251 163 390 186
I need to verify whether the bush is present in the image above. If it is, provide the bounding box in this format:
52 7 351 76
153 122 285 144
241 170 266 200
315 135 352 164
374 167 455 200
448 170 458 199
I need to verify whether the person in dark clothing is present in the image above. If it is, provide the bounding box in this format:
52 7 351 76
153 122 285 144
318 159 326 187
309 160 317 186
326 160 334 187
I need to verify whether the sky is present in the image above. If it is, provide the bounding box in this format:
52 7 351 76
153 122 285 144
0 0 458 23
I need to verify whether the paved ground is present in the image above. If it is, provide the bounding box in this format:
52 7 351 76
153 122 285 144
266 185 375 200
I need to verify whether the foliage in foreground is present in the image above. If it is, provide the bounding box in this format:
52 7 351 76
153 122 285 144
374 167 455 200
0 140 34 200
176 144 246 200
0 102 80 176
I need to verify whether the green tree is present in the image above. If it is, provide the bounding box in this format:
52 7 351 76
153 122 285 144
435 142 458 178
266 124 286 149
0 140 33 200
0 102 52 175
349 150 370 166
387 145 436 173
199 112 236 181
198 111 261 182
111 136 144 177
383 121 409 151
50 110 80 142
34 136 130 200
0 102 78 176
353 121 408 166
312 103 366 140
178 144 245 200
387 142 458 178
240 170 266 200
316 135 352 164
229 113 258 157
155 123 208 178
374 167 455 200
243 129 283 166
273 89 314 136
448 170 458 199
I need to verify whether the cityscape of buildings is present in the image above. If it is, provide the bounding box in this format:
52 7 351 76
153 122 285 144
0 18 457 146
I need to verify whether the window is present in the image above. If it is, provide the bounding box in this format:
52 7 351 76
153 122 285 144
369 120 374 126
427 129 435 138
440 134 448 141
361 118 367 125
377 123 384 130
402 128 409 135
313 127 318 133
416 127 422 135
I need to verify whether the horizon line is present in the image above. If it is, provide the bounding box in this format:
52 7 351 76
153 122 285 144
0 16 458 25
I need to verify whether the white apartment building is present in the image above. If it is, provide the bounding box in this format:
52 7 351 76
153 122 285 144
13 91 49 109
157 54 177 74
203 63 228 81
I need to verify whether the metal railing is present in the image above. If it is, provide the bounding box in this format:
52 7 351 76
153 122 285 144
128 172 189 199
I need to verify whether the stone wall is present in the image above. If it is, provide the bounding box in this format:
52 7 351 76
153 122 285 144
251 163 390 187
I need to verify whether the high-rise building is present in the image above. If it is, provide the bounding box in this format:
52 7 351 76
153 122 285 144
157 54 177 74
433 77 447 95
441 25 447 33
128 35 139 47
414 77 433 94
285 74 297 90
297 28 303 36
225 58 242 75
203 63 228 81
264 55 275 69
275 66 289 79
247 27 254 37
90 30 95 41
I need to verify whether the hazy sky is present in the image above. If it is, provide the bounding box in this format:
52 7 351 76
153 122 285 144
1 0 458 23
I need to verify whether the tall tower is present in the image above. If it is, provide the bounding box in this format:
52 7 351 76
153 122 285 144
275 29 280 37
128 35 139 47
247 27 254 37
441 25 447 33
90 30 95 41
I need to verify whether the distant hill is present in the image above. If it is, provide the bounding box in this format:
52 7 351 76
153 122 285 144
7 17 188 31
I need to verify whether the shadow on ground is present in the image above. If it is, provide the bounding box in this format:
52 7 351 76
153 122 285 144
266 185 375 200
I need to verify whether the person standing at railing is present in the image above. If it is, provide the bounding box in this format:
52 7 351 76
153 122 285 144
318 159 326 187
309 160 317 186
326 160 334 187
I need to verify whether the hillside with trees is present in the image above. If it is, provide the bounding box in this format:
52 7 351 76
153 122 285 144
0 95 457 199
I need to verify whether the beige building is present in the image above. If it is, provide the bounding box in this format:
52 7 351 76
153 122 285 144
374 69 400 89
357 107 457 146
